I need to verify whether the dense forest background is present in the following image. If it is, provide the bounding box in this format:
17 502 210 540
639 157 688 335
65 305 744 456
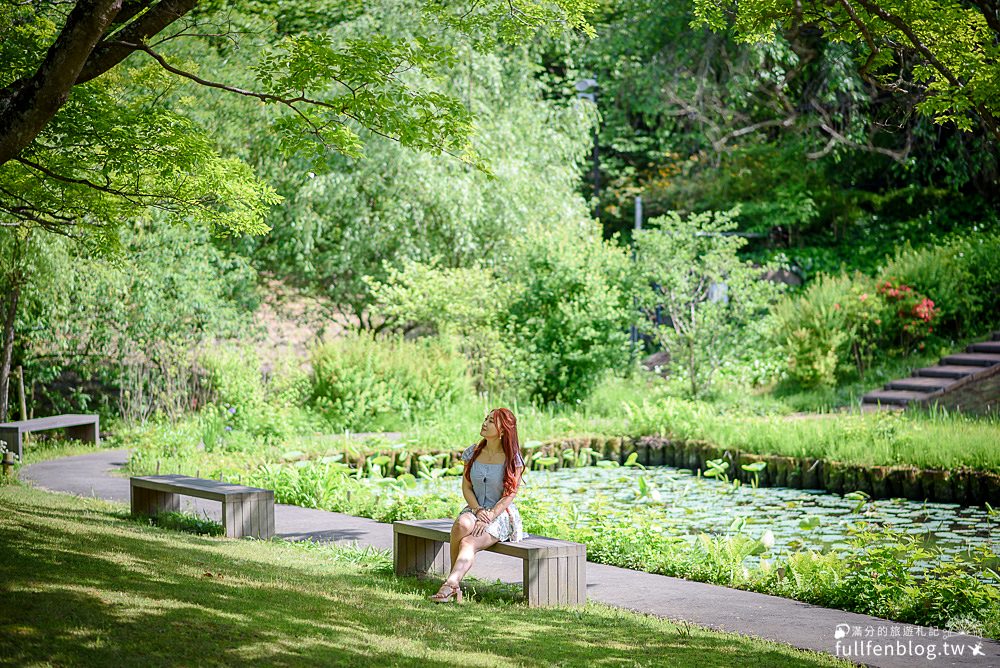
2 0 998 425
552 0 999 273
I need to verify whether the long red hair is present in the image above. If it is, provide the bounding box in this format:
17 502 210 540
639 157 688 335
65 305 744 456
462 406 524 498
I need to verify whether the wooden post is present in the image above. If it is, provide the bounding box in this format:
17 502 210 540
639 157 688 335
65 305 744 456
2 451 13 476
16 365 26 421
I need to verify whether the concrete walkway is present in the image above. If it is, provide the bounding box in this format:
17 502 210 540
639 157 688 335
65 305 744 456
20 449 1000 668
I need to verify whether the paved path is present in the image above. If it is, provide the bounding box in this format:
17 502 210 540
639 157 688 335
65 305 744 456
20 450 1000 668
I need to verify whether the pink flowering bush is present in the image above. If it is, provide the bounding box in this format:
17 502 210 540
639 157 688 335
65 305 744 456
772 235 998 389
877 277 939 354
771 272 887 387
772 272 939 387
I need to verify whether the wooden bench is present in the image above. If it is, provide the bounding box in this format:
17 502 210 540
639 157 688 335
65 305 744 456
0 414 100 460
392 518 586 607
130 475 275 539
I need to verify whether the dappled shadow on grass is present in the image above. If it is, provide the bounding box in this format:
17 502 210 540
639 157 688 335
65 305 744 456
0 487 844 667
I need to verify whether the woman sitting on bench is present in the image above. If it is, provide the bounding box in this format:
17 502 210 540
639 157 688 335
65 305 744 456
430 407 525 603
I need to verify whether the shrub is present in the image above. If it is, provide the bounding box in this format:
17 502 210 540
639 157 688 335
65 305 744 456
366 257 533 397
880 240 974 335
13 220 258 424
876 278 939 353
308 332 471 431
772 266 946 387
503 223 635 404
198 345 267 422
197 344 320 445
880 234 1000 338
959 233 1000 325
265 348 312 408
634 208 785 396
771 272 881 387
368 221 634 405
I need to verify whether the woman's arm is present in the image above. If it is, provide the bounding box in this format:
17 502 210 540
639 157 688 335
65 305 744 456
487 466 523 516
462 474 480 511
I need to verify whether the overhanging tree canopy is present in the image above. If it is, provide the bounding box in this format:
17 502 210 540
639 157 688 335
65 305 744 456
0 0 596 245
0 0 597 420
692 0 1000 140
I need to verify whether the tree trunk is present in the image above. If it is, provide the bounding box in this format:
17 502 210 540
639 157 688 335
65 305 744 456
0 0 199 167
0 0 123 166
0 279 21 423
0 231 28 423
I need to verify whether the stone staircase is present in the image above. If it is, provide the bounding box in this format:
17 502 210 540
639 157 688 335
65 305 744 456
861 330 1000 414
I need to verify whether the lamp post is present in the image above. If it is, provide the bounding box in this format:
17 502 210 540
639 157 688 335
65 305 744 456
631 195 642 361
574 76 600 220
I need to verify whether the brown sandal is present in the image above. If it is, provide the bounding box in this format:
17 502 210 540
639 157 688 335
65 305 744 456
429 582 463 604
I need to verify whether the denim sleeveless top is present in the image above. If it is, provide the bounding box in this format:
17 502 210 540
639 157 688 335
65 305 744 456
460 444 525 508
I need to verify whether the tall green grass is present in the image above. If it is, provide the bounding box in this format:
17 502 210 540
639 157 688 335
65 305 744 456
310 332 471 430
110 363 1000 479
624 392 1000 471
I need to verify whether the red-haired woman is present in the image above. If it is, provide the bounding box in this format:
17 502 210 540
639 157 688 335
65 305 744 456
429 407 525 603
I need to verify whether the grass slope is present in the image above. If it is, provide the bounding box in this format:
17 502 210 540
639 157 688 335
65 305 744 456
0 483 848 667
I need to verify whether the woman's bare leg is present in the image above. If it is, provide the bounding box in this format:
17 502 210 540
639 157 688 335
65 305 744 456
444 531 499 587
450 513 476 566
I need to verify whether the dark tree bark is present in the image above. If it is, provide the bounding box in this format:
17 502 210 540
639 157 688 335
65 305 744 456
0 0 123 166
0 0 199 167
0 234 27 423
75 0 200 85
0 0 202 417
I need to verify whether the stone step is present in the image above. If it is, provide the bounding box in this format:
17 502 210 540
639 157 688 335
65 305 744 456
859 401 905 413
940 352 1000 367
860 389 930 406
914 364 984 378
968 341 1000 354
885 376 958 392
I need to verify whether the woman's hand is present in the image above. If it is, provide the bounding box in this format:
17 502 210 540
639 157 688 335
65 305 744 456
475 507 495 524
472 519 489 537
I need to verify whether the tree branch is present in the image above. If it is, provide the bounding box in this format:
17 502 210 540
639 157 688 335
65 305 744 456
836 0 881 77
0 0 123 166
76 0 199 84
806 99 911 161
968 0 1000 36
852 0 962 88
11 156 231 223
124 40 474 163
107 0 155 32
853 0 999 139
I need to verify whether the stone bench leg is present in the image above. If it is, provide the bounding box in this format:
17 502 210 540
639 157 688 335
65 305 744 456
394 532 448 577
523 552 587 607
223 492 275 540
0 427 21 460
223 497 243 538
66 420 100 444
255 492 276 540
130 482 180 517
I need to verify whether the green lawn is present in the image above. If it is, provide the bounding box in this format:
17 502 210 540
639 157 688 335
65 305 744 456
0 483 849 667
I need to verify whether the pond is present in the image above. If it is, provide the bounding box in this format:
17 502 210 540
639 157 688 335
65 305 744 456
405 464 1000 570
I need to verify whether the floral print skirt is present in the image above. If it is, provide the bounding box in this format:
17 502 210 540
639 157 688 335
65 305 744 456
459 503 524 542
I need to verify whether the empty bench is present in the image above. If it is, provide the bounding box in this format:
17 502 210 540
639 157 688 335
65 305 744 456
130 475 275 539
393 518 586 607
0 414 99 460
